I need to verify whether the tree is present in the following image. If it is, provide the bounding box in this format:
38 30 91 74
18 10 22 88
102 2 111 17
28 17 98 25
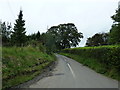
26 31 42 46
36 31 41 41
47 23 83 50
86 33 108 46
11 10 26 46
0 21 12 46
109 7 120 44
45 33 57 53
40 33 47 45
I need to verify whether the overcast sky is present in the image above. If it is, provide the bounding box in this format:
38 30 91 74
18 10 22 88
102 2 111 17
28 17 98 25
0 0 119 47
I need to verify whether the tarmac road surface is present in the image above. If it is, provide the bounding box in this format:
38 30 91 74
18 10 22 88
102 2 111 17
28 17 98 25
29 54 118 88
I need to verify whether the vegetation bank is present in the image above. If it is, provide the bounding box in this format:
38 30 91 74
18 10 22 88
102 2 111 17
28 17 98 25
2 46 56 89
61 45 120 81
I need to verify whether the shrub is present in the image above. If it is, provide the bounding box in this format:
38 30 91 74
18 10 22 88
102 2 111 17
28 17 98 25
62 45 120 72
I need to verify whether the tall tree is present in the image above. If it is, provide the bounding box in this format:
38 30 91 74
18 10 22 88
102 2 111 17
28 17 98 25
86 33 108 46
26 31 42 46
36 31 41 41
0 21 12 46
40 33 47 45
47 23 83 50
45 33 57 53
109 7 120 44
11 10 26 46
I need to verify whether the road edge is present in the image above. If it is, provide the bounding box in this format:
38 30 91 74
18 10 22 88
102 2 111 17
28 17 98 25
11 59 58 88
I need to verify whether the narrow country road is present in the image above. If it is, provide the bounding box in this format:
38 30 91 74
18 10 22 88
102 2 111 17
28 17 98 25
29 54 118 88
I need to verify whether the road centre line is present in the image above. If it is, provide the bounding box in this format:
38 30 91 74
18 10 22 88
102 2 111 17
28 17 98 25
67 63 76 78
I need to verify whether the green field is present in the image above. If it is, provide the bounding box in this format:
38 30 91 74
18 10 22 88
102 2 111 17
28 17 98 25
2 46 56 89
61 45 120 81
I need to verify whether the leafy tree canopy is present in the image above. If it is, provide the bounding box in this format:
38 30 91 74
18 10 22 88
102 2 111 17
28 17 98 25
109 7 120 44
86 33 108 46
0 21 12 46
46 23 83 50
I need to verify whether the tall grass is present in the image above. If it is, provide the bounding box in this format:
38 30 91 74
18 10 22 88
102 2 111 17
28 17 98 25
2 46 56 89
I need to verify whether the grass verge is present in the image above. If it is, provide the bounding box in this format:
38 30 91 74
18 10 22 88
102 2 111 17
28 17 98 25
2 46 56 89
60 53 119 81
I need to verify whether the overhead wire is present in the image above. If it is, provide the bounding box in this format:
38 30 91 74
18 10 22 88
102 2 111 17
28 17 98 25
6 0 16 19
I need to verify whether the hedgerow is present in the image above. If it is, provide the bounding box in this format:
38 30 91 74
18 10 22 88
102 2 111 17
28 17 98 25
62 45 120 74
